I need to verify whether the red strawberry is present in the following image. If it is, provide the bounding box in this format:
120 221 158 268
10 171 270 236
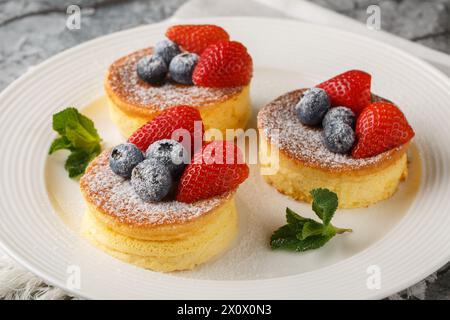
166 24 229 55
317 70 372 115
352 102 415 158
128 105 204 154
192 40 253 87
176 141 249 203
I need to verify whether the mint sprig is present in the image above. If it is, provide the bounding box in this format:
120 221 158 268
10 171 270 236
49 108 102 178
270 188 352 252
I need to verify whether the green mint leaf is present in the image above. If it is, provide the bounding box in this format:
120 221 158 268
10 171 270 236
310 188 338 225
270 224 334 252
51 107 102 178
286 207 322 236
299 220 324 240
270 225 301 251
77 110 99 140
53 107 100 145
285 207 309 230
292 234 334 252
49 136 72 154
272 209 333 252
65 145 101 178
52 108 80 135
65 122 99 151
322 224 337 237
65 150 91 178
332 225 353 235
270 190 351 253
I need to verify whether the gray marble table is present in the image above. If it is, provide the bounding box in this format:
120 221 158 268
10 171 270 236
0 0 449 300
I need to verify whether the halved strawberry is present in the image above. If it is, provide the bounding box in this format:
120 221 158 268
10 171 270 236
128 105 204 154
352 102 415 158
176 141 249 203
192 40 253 88
166 24 229 55
317 70 372 115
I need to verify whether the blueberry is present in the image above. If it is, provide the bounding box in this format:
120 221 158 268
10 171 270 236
154 39 181 65
136 54 167 85
169 53 199 85
323 122 355 154
322 106 356 129
109 143 144 178
295 88 330 126
131 159 172 202
145 139 188 177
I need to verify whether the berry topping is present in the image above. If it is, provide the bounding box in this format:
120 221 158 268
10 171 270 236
176 141 249 203
169 52 199 85
352 102 415 158
109 143 144 178
166 24 229 55
317 70 372 115
295 88 330 126
323 122 355 154
154 39 181 65
192 40 253 88
145 139 188 177
136 54 167 85
322 106 356 129
131 159 172 202
128 105 204 154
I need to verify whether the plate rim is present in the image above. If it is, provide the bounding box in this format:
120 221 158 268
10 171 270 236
1 16 450 300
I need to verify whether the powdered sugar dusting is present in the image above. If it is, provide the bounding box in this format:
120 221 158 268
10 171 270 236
80 151 232 226
258 89 400 170
107 48 243 109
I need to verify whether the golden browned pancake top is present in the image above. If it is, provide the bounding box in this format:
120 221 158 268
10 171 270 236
105 47 244 110
80 150 234 227
257 89 407 172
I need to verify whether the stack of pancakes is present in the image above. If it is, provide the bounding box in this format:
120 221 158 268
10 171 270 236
257 89 409 208
80 151 238 272
105 48 251 138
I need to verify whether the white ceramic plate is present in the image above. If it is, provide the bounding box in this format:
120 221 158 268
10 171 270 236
0 17 449 300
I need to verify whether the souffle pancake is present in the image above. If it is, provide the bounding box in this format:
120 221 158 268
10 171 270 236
105 24 253 138
80 106 249 271
258 70 414 208
80 150 239 272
